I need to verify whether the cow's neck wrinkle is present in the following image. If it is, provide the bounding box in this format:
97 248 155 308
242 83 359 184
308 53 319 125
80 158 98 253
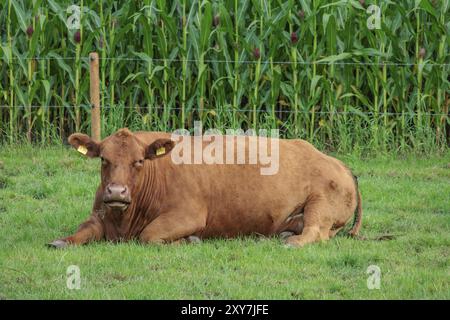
122 159 166 239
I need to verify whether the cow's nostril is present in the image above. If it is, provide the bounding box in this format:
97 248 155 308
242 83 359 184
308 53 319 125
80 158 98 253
105 184 129 202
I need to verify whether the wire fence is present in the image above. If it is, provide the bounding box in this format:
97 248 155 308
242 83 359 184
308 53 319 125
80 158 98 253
2 56 448 123
2 55 448 116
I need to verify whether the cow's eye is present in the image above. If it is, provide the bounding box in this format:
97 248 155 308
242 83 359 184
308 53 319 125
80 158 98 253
134 159 144 167
101 157 108 166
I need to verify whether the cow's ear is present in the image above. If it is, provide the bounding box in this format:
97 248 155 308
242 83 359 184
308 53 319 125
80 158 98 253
68 133 100 158
145 139 175 160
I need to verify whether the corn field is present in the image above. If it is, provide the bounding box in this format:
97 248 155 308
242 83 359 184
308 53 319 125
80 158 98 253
0 0 449 153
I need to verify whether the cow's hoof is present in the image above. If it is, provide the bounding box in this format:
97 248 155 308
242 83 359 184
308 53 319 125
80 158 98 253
186 236 202 244
47 239 68 249
279 231 295 240
284 237 304 248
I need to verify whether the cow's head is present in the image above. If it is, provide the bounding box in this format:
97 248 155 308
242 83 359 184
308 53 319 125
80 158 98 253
68 128 174 212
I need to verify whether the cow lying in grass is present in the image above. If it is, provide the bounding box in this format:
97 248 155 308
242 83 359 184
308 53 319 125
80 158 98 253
48 128 362 248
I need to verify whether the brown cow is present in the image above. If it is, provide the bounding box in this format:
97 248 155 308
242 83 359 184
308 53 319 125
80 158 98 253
48 128 362 248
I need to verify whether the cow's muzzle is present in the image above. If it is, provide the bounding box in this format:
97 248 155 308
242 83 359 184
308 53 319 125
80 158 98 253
103 184 131 210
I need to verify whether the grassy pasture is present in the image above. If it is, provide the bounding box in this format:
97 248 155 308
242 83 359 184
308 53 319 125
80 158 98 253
0 146 448 299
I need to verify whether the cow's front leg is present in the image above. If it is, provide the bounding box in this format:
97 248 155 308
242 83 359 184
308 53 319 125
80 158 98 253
139 211 206 244
48 216 104 248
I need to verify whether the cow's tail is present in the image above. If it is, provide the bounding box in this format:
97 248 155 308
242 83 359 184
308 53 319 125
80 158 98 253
348 175 363 238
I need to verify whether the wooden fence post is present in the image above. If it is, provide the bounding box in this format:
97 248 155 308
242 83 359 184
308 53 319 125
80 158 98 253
89 52 101 141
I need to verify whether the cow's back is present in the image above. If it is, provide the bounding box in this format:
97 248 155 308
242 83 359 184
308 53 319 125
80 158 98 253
147 133 356 238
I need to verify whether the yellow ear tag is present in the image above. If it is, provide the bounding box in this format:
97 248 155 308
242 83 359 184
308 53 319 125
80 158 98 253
156 147 165 156
77 145 88 155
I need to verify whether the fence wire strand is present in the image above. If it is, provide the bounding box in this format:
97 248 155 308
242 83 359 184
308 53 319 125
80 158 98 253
5 56 450 67
0 105 447 117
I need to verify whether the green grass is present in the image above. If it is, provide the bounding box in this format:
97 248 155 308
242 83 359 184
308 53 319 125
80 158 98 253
0 146 449 299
